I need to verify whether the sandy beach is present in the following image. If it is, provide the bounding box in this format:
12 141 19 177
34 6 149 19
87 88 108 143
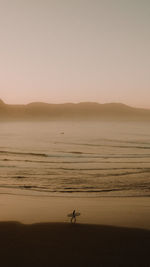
0 222 149 267
0 194 150 229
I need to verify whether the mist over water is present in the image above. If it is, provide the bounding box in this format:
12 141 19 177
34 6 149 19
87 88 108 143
0 121 150 198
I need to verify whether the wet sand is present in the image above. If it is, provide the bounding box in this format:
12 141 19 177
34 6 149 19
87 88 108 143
0 222 149 267
1 194 150 229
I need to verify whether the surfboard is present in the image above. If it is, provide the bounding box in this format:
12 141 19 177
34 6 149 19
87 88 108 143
67 212 80 217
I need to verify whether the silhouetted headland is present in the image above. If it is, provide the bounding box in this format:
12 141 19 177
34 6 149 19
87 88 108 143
0 99 150 121
0 222 149 267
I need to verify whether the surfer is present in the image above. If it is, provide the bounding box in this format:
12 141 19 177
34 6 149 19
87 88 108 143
71 209 76 223
67 210 80 223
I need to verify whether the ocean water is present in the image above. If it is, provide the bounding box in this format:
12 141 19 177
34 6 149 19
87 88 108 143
0 121 150 198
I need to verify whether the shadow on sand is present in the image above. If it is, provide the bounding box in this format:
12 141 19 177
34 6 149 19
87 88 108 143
0 222 149 267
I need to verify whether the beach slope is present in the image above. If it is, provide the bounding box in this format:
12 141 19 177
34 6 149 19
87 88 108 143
0 222 149 267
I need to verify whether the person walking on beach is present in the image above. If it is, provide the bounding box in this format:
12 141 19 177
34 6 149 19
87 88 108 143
71 210 76 223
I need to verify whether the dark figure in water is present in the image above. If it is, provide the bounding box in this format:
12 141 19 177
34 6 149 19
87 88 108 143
71 210 76 223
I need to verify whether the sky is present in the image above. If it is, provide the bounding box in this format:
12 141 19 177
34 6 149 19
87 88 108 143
0 0 150 108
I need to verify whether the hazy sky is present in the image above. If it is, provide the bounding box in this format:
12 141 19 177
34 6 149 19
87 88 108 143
0 0 150 107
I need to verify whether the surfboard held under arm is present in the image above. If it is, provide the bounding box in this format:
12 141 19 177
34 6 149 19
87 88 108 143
67 212 80 217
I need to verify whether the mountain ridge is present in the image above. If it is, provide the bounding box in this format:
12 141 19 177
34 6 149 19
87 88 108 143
0 100 150 121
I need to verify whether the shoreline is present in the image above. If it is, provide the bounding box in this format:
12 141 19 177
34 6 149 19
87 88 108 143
0 193 150 230
0 221 149 267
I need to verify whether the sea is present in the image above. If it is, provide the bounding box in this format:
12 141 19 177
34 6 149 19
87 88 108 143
0 121 150 199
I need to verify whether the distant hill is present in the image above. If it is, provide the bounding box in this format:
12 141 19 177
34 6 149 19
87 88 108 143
0 99 150 121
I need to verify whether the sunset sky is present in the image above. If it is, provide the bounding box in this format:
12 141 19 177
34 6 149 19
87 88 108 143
0 0 149 108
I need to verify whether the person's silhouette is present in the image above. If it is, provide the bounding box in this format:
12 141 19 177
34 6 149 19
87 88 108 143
71 210 76 223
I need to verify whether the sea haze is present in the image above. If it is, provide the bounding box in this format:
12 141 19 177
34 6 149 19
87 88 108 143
0 121 150 198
